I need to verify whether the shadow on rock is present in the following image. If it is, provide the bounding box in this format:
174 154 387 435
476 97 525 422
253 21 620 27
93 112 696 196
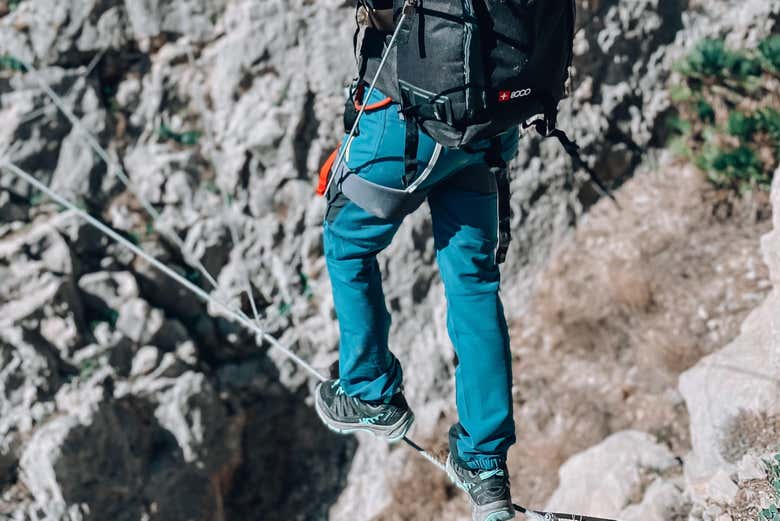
224 371 357 521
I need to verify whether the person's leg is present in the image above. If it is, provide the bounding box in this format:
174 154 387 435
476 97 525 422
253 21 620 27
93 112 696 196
320 194 416 441
324 142 405 403
428 142 517 471
323 85 435 403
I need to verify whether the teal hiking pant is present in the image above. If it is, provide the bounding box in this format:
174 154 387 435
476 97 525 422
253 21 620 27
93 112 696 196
323 86 518 470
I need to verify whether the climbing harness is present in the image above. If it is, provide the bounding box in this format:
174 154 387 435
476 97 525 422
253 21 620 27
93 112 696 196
321 0 447 221
1 49 618 521
320 0 414 199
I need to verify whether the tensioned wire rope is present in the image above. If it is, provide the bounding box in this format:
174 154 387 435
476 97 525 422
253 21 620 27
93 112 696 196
9 55 318 377
182 45 263 327
2 48 617 521
15 56 245 322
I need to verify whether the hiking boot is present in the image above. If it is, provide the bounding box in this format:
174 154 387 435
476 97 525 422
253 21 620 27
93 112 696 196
314 379 414 442
446 453 516 521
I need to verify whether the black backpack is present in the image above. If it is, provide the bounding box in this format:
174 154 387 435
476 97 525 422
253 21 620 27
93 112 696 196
339 0 614 263
388 0 576 148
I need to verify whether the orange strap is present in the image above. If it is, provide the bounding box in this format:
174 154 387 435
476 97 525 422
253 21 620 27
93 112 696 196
316 87 392 196
316 145 340 196
354 84 392 111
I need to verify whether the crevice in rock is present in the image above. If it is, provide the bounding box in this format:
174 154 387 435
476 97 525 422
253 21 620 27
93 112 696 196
293 88 319 180
223 377 357 520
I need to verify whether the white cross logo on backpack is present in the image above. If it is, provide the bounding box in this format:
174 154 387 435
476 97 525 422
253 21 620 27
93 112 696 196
498 88 532 103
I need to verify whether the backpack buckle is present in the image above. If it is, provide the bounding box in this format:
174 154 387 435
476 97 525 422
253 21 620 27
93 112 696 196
399 80 454 126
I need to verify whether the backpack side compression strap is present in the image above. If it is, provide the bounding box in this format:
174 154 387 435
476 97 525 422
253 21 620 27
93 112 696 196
403 116 420 188
522 117 620 207
485 137 511 265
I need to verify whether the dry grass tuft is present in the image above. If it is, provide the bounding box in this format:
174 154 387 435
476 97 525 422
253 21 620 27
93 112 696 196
721 411 780 464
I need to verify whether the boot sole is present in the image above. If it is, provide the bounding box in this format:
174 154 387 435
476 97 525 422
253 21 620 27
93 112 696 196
314 383 415 443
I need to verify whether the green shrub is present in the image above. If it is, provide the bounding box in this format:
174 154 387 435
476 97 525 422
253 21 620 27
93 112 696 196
0 54 26 72
670 84 694 103
699 144 770 192
731 56 763 79
696 99 716 124
760 450 780 521
728 112 759 142
157 124 201 146
755 108 780 145
666 114 691 136
729 108 780 145
686 39 733 77
759 35 780 72
684 38 764 80
763 505 780 521
673 37 778 194
712 145 761 174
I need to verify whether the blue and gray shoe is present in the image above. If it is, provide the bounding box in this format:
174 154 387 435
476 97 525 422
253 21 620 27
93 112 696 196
446 453 516 521
314 379 414 443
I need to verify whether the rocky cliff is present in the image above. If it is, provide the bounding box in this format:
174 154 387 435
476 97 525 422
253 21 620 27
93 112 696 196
0 1 779 520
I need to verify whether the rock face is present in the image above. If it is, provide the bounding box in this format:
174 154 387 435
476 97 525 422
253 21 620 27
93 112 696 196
540 169 780 521
0 327 62 485
679 170 780 505
0 0 778 520
545 430 685 520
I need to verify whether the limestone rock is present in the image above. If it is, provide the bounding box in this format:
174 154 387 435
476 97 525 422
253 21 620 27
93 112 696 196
0 68 106 209
78 270 139 311
0 327 62 486
0 189 28 222
736 454 767 483
0 0 131 65
699 470 739 506
123 0 226 43
545 430 680 519
679 170 780 485
19 386 150 521
151 371 231 465
115 298 165 345
620 478 689 521
130 345 161 376
0 218 86 356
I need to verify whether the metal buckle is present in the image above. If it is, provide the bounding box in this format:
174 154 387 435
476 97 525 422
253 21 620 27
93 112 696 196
402 0 418 16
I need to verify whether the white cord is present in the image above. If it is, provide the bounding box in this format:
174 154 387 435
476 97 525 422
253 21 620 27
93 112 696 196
406 142 443 193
